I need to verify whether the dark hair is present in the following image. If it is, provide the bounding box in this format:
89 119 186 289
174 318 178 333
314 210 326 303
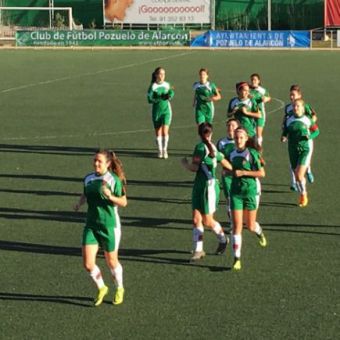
96 149 127 187
198 122 215 157
199 68 209 75
290 84 301 93
236 81 249 93
151 66 164 84
226 118 240 127
250 73 261 84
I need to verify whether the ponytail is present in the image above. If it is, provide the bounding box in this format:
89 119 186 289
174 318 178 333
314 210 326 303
198 122 215 158
96 149 127 192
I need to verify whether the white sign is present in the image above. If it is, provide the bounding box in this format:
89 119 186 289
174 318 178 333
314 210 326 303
104 0 211 24
337 30 340 47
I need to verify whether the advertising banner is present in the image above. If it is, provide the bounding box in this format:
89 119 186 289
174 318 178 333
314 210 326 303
16 30 190 47
191 30 311 48
325 0 340 27
103 0 211 25
337 30 340 47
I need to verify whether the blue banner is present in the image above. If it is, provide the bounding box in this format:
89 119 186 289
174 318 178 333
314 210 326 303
191 30 310 48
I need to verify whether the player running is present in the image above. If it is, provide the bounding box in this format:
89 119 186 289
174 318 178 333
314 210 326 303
249 73 271 147
181 123 232 261
216 118 240 227
281 98 319 207
74 150 127 306
229 127 267 271
283 85 318 191
227 82 261 140
192 68 221 125
147 67 175 159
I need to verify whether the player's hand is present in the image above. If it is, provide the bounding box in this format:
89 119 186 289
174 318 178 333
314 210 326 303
234 170 244 177
281 136 287 143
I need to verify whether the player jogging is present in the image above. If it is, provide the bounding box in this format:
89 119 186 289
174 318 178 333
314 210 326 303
192 68 221 125
281 98 319 207
227 82 261 140
229 127 267 271
147 67 175 159
181 123 232 261
249 73 271 147
74 150 127 306
283 85 318 191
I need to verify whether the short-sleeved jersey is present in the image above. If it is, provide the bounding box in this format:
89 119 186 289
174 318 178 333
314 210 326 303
229 147 262 197
250 86 269 114
193 81 218 114
147 81 174 115
228 97 258 137
217 137 235 160
193 142 224 183
84 171 124 229
282 114 319 150
284 102 314 120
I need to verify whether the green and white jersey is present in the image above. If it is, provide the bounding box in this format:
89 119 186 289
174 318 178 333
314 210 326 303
228 97 258 137
217 137 235 157
193 81 218 114
147 81 174 115
250 85 269 114
282 114 319 149
193 141 224 182
229 147 262 197
284 102 314 119
84 171 124 229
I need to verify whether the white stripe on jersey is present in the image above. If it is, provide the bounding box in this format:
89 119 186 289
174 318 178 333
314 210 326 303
230 148 252 163
84 172 117 195
229 97 252 110
193 81 213 91
207 179 217 214
286 115 311 129
152 81 171 91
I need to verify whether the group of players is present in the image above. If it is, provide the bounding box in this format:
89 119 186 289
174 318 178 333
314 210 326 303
73 66 319 307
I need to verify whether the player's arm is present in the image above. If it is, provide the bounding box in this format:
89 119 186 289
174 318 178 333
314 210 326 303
102 181 127 207
235 167 265 178
181 156 200 172
74 194 86 211
241 105 261 119
221 158 233 171
210 86 221 102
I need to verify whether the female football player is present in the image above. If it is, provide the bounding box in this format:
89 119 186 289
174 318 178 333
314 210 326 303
229 127 267 271
192 68 221 125
227 82 261 140
283 85 318 190
74 150 127 306
181 123 232 261
281 98 319 207
147 67 175 159
249 73 271 147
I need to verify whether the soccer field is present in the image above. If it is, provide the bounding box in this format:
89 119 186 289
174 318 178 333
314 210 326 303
0 49 339 339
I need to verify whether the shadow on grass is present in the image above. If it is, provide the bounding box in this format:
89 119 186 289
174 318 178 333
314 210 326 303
0 208 193 230
0 292 92 307
0 144 190 159
0 240 227 273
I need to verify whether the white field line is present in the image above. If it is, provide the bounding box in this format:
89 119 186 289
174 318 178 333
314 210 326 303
0 51 192 94
0 98 285 142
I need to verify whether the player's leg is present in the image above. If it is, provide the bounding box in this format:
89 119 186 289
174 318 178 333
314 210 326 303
191 209 205 261
306 139 314 183
162 124 170 159
82 238 108 306
231 209 243 270
295 164 308 207
104 226 124 305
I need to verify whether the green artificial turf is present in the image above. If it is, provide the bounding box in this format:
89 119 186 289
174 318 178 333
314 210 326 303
0 49 339 339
